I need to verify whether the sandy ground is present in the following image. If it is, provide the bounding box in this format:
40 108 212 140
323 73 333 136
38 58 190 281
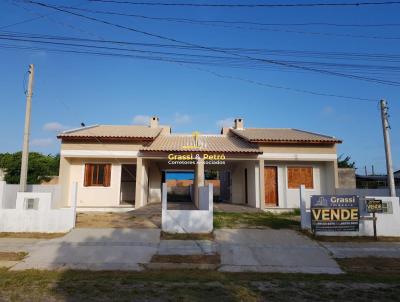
76 202 264 228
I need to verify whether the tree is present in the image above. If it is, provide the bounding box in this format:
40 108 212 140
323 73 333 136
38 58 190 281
337 154 356 168
0 152 60 184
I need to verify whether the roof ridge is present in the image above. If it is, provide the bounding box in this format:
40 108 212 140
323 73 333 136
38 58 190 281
61 124 99 134
291 128 337 139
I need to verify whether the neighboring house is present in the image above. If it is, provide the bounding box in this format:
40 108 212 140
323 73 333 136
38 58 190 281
356 174 400 189
57 117 341 211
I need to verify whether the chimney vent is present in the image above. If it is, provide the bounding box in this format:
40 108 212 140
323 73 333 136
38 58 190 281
234 118 244 130
150 116 159 128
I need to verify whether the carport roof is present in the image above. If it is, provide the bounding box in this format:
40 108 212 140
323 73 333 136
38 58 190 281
231 128 342 144
141 134 261 153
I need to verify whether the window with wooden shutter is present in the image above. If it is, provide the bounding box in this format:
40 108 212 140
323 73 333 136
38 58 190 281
84 164 111 187
287 166 313 189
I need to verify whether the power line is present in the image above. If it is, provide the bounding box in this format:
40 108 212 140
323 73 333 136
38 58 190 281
0 42 378 102
182 65 377 102
4 30 400 63
59 6 400 40
60 6 400 28
0 15 45 30
87 0 400 8
24 1 400 86
3 33 400 77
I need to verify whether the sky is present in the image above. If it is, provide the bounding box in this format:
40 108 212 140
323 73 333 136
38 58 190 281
0 0 399 174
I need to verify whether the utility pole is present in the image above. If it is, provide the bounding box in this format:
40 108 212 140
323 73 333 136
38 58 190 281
380 99 396 197
19 64 34 192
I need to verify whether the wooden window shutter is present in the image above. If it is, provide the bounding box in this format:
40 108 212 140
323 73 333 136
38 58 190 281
288 167 314 189
84 164 92 187
103 164 111 187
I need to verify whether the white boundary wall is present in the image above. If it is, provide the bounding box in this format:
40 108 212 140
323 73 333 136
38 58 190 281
300 185 400 237
162 183 213 233
0 181 77 233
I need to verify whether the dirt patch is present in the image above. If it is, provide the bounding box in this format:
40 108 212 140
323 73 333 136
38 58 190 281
76 212 160 228
161 231 215 241
337 257 400 274
151 254 221 264
0 252 28 261
0 232 66 239
300 231 400 242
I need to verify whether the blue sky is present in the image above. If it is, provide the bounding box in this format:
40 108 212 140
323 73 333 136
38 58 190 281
0 0 399 174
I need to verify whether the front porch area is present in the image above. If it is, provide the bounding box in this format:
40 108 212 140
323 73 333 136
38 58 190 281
76 201 299 229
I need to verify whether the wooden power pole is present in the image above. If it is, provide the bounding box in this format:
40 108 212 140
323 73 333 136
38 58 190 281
380 99 396 197
19 64 34 192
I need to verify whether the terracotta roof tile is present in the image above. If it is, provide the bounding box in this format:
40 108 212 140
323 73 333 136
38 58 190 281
141 134 261 153
231 128 341 143
58 125 162 140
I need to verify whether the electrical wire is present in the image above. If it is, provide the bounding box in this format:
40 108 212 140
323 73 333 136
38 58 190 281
60 6 400 41
24 1 400 86
87 0 400 8
2 32 400 76
0 42 378 102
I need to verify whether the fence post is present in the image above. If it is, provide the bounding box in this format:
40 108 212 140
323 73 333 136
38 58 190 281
208 183 213 213
162 183 167 210
70 182 78 227
300 185 310 230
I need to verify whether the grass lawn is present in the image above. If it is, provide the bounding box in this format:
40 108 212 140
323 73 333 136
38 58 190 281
0 265 399 301
214 211 300 229
0 232 66 239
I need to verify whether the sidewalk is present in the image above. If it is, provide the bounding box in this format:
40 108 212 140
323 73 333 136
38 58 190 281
216 229 342 274
6 229 400 273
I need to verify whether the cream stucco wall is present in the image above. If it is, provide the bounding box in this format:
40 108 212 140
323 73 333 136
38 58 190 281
62 158 136 208
230 161 260 207
263 161 336 210
259 144 337 154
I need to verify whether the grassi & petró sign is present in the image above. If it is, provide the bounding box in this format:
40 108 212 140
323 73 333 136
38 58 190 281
311 195 359 232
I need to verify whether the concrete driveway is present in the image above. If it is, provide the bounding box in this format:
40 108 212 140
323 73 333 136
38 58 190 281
215 229 343 274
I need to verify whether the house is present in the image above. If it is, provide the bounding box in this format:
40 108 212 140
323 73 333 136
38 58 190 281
57 117 341 211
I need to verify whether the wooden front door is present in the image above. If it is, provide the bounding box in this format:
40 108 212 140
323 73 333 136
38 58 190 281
264 166 278 206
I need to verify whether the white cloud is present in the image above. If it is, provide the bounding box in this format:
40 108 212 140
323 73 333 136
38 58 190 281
173 113 191 124
216 117 234 128
43 122 68 132
31 138 54 147
321 106 334 116
132 115 150 125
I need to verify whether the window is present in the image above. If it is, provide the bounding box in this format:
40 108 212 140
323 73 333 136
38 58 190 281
84 164 111 187
288 166 313 189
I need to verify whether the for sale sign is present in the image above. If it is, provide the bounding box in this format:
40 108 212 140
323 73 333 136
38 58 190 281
311 195 359 232
366 199 383 213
